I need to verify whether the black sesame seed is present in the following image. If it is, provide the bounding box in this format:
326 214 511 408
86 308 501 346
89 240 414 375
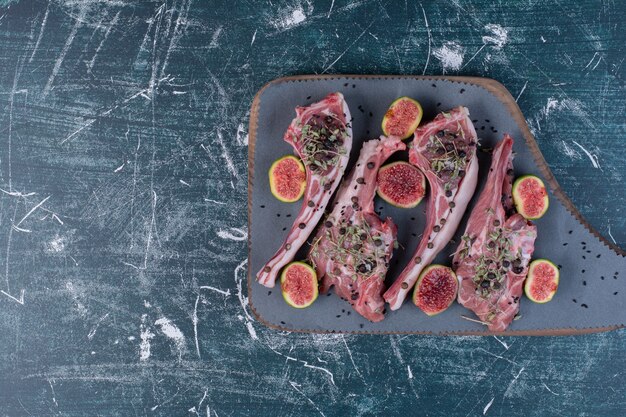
298 223 306 229
367 162 375 169
325 221 333 228
433 225 441 232
356 177 365 184
581 304 588 308
308 200 315 207
449 202 456 208
493 220 500 227
583 280 586 286
460 88 465 94
427 242 434 249
401 282 408 289
260 205 265 208
264 266 271 272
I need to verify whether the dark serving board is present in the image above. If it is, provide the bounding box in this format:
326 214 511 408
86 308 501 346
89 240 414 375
248 75 625 336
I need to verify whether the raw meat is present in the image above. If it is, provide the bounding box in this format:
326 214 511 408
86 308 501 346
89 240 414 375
453 135 537 331
309 136 405 322
257 93 353 288
384 107 479 310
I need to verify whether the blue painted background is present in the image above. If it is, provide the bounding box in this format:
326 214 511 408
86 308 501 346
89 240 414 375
0 1 624 416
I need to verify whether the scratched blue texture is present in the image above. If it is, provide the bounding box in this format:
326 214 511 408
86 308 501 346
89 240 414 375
0 1 624 416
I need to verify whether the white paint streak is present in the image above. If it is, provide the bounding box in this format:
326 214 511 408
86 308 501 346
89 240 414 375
235 123 248 146
515 81 528 102
16 196 50 227
270 7 307 30
503 367 525 398
46 235 66 253
572 141 601 170
217 227 247 241
87 11 121 72
113 162 125 172
327 0 335 18
234 259 256 339
0 289 25 305
322 20 374 73
407 365 413 379
43 6 87 98
199 286 231 297
493 336 509 350
245 322 258 340
607 224 617 244
204 199 226 206
209 26 223 48
341 335 362 378
139 314 154 361
250 29 257 45
214 132 239 182
420 3 431 75
303 363 336 386
542 383 559 395
482 24 508 49
87 313 110 340
483 397 494 415
289 382 326 417
193 295 201 359
433 41 465 72
29 2 50 63
561 141 580 159
155 317 187 359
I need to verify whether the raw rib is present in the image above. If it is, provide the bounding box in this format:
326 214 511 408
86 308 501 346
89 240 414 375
384 107 479 310
257 93 353 288
309 136 405 322
453 135 537 332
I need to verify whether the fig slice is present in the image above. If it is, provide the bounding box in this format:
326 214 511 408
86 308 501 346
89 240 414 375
269 155 306 202
376 161 426 208
281 261 319 308
412 264 458 316
381 97 423 140
512 175 549 220
524 259 559 303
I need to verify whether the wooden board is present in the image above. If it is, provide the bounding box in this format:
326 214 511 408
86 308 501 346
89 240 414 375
248 75 625 336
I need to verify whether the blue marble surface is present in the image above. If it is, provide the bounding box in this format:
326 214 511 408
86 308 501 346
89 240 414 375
0 1 624 416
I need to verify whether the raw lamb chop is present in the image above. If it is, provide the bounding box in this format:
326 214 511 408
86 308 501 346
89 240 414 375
257 93 353 288
309 136 405 322
384 107 479 310
454 135 537 332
